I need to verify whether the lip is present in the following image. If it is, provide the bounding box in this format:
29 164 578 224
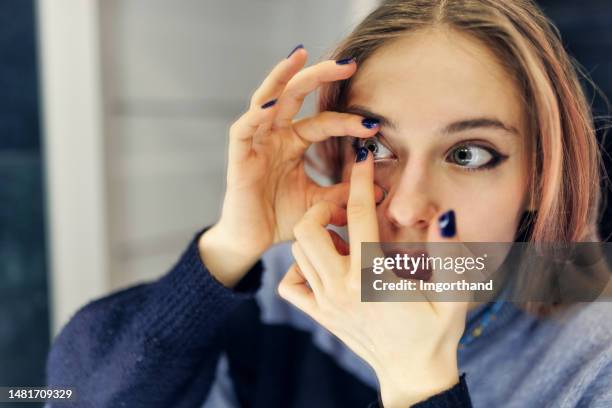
382 245 432 282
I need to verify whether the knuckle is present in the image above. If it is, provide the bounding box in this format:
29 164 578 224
313 200 331 213
292 222 305 240
271 76 286 92
293 221 315 241
290 241 300 257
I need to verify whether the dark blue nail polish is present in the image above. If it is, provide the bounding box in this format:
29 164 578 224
261 99 277 109
356 147 369 162
362 118 380 129
438 210 456 238
336 57 354 65
287 44 304 58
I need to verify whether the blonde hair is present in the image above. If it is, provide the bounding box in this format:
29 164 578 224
316 0 604 243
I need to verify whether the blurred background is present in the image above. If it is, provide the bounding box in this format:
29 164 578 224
0 0 610 404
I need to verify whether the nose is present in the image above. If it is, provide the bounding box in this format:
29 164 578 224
384 163 437 231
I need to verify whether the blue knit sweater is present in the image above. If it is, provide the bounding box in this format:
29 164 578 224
46 229 612 407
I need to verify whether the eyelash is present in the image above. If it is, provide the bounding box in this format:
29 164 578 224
351 135 508 171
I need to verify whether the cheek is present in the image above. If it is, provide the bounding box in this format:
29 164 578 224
450 173 528 242
455 201 521 242
374 164 528 242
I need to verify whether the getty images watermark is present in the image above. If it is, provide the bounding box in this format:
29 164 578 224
360 242 612 303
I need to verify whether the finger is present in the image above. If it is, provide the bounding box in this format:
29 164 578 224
294 201 348 288
274 58 357 126
228 106 273 162
347 148 380 264
346 148 383 291
228 48 308 163
308 181 385 209
291 241 324 297
249 46 308 109
292 112 379 149
278 263 318 316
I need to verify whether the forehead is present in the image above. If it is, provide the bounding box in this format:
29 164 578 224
347 27 525 134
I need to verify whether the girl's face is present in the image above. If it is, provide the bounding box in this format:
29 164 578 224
341 27 530 243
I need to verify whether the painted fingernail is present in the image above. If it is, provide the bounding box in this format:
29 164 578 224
336 57 355 65
287 44 304 58
261 99 277 109
438 210 456 238
356 146 369 162
362 118 380 129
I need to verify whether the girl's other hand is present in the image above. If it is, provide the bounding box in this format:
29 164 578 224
278 148 468 407
200 46 383 287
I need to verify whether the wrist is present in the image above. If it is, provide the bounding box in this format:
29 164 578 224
198 223 263 288
376 359 459 407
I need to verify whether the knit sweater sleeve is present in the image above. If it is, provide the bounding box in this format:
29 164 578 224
367 374 473 408
46 227 263 408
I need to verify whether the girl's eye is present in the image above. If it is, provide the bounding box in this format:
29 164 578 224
353 136 395 161
446 144 503 170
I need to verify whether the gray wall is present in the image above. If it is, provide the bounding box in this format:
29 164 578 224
98 0 379 288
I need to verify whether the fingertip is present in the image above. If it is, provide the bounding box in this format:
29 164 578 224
348 115 380 138
361 117 380 130
260 98 278 110
438 209 457 239
335 57 356 66
287 44 305 59
351 147 374 187
354 146 370 164
289 47 309 67
332 57 358 77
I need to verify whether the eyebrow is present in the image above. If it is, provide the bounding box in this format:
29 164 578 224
344 104 519 136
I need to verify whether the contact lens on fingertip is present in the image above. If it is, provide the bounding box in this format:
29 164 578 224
356 147 369 162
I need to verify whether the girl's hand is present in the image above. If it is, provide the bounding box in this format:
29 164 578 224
278 148 468 408
200 46 383 287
